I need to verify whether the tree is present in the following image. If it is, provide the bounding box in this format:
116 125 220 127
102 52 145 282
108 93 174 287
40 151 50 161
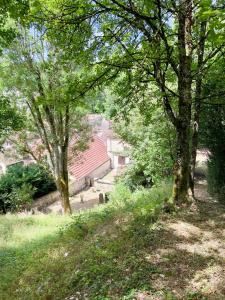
0 0 29 52
1 27 89 214
0 1 29 142
0 96 23 142
36 0 225 205
107 104 176 190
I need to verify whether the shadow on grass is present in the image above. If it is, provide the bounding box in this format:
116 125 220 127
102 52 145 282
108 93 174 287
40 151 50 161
5 212 223 299
1 182 225 300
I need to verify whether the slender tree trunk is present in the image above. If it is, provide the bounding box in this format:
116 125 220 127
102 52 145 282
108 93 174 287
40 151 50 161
57 174 71 214
172 118 191 205
172 0 193 205
62 147 72 214
56 147 72 214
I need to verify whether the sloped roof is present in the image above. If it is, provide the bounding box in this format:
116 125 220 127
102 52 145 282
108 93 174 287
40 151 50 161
68 136 110 180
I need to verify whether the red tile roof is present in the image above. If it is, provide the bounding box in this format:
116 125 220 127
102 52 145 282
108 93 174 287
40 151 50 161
68 136 110 180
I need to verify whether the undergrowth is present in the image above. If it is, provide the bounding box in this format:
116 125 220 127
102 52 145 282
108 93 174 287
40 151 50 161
0 181 172 300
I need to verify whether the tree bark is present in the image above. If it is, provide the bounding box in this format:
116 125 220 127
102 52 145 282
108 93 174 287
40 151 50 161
172 0 193 205
56 149 72 214
55 141 72 214
56 174 72 214
172 120 191 205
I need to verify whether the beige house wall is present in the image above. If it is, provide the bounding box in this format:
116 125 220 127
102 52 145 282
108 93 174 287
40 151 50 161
69 178 86 196
69 159 111 196
88 160 111 179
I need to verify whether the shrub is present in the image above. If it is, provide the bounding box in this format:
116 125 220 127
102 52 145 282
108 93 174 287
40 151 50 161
109 108 175 191
0 163 56 213
109 181 132 204
5 183 36 212
120 165 153 191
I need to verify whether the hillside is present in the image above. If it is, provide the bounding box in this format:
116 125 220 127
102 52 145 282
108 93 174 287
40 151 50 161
0 181 225 300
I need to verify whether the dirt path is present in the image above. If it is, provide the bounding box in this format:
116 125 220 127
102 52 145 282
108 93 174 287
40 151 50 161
139 180 225 300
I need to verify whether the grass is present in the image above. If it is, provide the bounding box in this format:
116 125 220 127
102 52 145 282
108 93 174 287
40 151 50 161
0 214 70 249
0 214 71 299
0 181 172 300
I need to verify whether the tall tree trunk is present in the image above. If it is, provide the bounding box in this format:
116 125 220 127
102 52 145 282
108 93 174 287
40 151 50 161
172 0 193 205
173 118 191 205
56 147 72 214
57 174 71 214
190 22 207 196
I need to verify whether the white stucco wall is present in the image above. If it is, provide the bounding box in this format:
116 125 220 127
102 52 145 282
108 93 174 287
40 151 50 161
107 137 131 170
113 155 119 169
107 138 126 153
125 157 130 164
107 151 115 168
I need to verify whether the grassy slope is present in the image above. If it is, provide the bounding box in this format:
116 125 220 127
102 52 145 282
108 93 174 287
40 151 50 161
0 214 71 298
0 182 173 300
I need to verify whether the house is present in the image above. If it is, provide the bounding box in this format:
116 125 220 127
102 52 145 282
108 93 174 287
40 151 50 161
107 137 131 170
66 114 131 194
68 135 111 195
0 114 131 196
86 114 131 172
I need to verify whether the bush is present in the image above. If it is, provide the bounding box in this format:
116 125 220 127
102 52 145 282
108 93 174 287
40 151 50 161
120 165 153 191
109 181 132 203
5 183 36 212
0 163 56 213
110 108 175 191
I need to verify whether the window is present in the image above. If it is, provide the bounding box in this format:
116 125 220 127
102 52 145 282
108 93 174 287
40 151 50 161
118 156 125 165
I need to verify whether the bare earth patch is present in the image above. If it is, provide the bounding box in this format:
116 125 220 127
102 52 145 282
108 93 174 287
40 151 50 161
136 181 225 299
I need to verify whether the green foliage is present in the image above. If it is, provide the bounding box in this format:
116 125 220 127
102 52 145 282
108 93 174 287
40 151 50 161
4 183 35 212
111 108 176 190
0 180 171 299
0 96 23 141
108 181 132 204
0 1 28 54
0 163 56 213
120 166 153 191
0 27 91 205
208 153 225 195
34 0 225 204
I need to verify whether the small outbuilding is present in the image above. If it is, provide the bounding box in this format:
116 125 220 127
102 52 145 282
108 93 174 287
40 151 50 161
68 136 111 195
